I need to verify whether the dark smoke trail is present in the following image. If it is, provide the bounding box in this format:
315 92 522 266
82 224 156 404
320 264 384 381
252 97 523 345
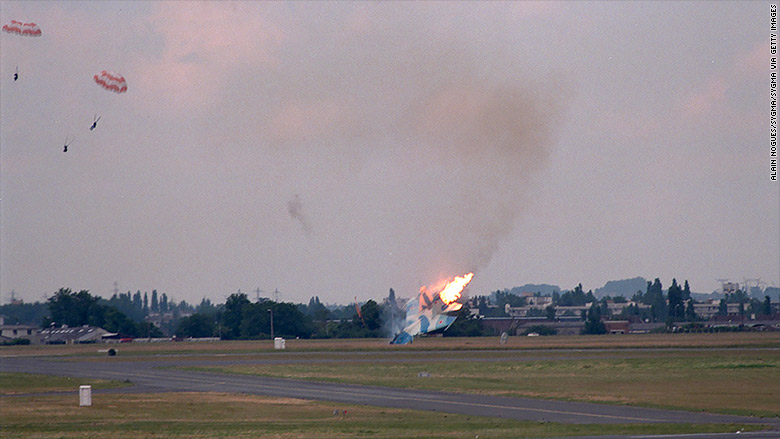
287 194 313 235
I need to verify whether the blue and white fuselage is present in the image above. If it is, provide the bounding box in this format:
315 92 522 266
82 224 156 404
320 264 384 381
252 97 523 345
390 292 462 344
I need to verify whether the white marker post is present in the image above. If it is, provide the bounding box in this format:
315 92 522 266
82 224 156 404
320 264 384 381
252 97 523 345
79 385 92 406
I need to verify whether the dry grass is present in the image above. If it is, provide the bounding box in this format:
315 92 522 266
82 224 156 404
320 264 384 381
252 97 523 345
189 348 780 418
2 332 778 358
1 392 766 439
3 334 779 438
0 372 130 395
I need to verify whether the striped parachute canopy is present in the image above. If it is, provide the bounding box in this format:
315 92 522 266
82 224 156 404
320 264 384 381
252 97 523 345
93 70 127 94
2 20 42 37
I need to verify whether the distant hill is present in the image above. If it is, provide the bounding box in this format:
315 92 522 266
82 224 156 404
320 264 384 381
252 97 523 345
692 292 722 301
507 284 562 296
497 278 775 302
594 277 647 299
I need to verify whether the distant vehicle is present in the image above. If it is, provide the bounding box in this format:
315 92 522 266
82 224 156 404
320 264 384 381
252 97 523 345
527 332 540 337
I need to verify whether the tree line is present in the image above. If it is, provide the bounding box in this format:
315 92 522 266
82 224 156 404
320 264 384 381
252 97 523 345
2 287 485 340
475 278 777 334
44 288 164 338
176 291 488 339
3 279 776 340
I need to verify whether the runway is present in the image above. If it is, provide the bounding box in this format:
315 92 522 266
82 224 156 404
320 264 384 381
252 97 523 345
3 351 779 432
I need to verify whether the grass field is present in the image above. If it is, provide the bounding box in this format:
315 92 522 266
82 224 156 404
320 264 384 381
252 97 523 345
1 390 765 439
2 333 779 437
1 332 778 357
183 348 780 418
0 372 131 395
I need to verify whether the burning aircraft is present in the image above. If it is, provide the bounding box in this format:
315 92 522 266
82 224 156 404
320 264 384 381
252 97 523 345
390 272 473 344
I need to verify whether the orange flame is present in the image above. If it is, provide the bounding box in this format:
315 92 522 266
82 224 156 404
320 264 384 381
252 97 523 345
438 272 474 305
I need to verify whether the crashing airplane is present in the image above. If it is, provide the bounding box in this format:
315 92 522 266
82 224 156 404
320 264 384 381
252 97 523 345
391 273 473 344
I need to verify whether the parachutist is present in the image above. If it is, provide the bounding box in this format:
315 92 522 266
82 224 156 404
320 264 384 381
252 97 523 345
13 67 18 81
63 136 74 153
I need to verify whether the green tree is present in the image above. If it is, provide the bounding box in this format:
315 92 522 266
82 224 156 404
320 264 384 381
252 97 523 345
0 302 50 326
359 300 382 332
477 296 489 315
47 288 99 327
138 321 164 338
222 293 250 340
102 306 139 336
304 297 332 338
667 279 683 320
685 299 696 321
494 290 525 308
46 288 151 337
747 298 763 317
195 298 218 317
239 302 268 338
559 284 589 306
271 302 313 338
132 291 142 314
444 305 487 337
643 278 667 322
176 314 216 338
718 298 727 316
107 291 145 322
764 296 772 316
599 297 610 319
582 303 607 335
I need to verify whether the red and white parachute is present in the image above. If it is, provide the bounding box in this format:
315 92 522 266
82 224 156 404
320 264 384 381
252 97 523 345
93 70 127 94
2 20 42 37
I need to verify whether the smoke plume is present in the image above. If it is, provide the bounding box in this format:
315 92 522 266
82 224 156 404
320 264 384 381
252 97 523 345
252 5 568 295
287 194 313 236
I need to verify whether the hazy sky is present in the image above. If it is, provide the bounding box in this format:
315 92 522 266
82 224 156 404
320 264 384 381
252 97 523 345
2 1 778 306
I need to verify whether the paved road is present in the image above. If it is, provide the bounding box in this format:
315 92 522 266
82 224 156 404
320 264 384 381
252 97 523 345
3 351 779 436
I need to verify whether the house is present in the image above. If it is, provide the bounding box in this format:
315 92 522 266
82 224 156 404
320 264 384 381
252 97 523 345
627 322 665 334
525 295 553 307
552 304 593 318
39 325 114 344
145 311 175 329
0 322 42 344
482 317 586 336
606 301 650 316
516 319 584 336
604 320 629 334
505 303 590 318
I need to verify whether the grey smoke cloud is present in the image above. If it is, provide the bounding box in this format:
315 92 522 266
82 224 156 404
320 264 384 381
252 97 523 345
287 194 312 236
253 10 566 285
1 2 626 306
408 80 563 274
